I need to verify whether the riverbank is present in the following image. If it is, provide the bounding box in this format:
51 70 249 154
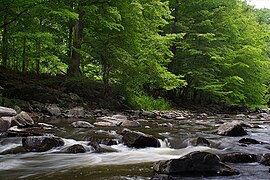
0 65 259 117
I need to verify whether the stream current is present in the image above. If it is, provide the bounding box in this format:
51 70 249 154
0 115 270 179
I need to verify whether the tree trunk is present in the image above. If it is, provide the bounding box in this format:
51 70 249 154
22 36 27 73
67 8 84 76
67 24 73 62
101 54 110 93
2 15 8 67
36 39 40 74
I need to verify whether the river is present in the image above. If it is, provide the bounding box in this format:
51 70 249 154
0 115 270 179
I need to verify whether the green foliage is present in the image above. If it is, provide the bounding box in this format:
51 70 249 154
166 0 270 107
128 92 171 110
1 0 270 109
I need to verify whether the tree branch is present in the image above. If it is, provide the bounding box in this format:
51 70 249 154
0 2 46 29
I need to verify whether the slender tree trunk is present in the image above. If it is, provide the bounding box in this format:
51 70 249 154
22 36 27 73
2 15 8 67
36 18 42 74
67 8 84 76
102 59 110 93
67 24 73 62
36 39 40 74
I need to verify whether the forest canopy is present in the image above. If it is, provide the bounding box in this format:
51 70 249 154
0 0 270 109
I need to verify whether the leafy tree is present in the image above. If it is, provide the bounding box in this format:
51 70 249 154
166 0 270 106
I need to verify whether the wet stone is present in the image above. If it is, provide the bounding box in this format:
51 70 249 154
11 111 34 127
0 146 26 155
217 122 248 136
61 144 89 153
120 120 141 127
66 107 85 118
6 126 45 137
260 154 270 166
72 121 95 128
239 138 262 145
44 104 61 116
153 151 239 176
195 137 210 147
220 152 258 163
121 129 160 148
89 142 118 153
0 117 11 132
22 136 64 152
0 106 17 117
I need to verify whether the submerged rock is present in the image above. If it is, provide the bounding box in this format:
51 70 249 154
89 141 118 153
153 151 239 176
195 137 210 147
89 137 118 146
220 152 258 163
217 122 248 136
72 121 95 128
11 111 34 127
121 129 160 148
0 146 26 155
61 144 89 153
259 154 270 166
0 117 11 132
239 138 262 145
22 136 64 152
0 106 17 117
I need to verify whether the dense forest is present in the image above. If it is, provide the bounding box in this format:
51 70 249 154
1 0 270 110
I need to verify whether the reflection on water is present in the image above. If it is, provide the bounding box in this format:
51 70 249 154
0 116 270 179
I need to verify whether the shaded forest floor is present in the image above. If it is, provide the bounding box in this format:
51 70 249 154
0 66 253 114
0 66 127 112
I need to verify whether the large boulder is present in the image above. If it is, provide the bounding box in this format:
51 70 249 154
0 106 17 117
0 117 11 132
153 151 239 176
121 129 160 148
44 104 61 116
217 122 248 136
220 152 258 163
72 121 95 128
11 111 34 127
22 136 64 152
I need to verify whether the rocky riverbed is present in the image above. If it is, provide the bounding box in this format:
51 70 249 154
1 105 270 179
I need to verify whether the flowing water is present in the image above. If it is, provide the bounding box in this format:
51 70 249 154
0 115 270 179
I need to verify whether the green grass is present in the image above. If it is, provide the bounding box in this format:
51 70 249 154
128 93 171 110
